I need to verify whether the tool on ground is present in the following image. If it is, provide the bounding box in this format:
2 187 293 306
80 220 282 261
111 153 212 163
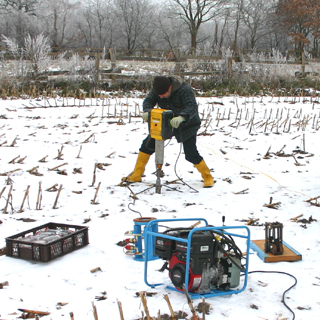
122 217 159 261
265 221 284 255
148 109 173 194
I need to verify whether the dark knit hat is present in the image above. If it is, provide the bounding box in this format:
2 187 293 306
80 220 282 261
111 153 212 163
153 76 171 95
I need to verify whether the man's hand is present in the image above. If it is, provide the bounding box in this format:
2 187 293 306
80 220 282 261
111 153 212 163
142 112 149 122
170 116 185 128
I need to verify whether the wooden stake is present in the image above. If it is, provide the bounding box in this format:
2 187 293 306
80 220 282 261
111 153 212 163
91 182 101 204
92 302 98 320
0 168 22 176
290 214 303 222
53 184 63 209
38 155 48 163
18 185 30 213
9 136 18 147
27 166 43 176
304 196 320 203
17 156 27 164
202 297 206 320
36 182 42 210
0 186 6 199
18 309 50 317
48 163 68 171
3 185 13 214
82 133 95 143
182 285 199 320
139 292 152 320
77 145 82 158
90 163 97 187
124 184 138 200
8 155 20 164
163 294 176 320
46 184 58 192
117 299 125 320
234 188 249 194
54 146 64 160
263 146 271 159
0 281 9 288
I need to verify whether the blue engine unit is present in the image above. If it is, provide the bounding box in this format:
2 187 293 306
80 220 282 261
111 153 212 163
143 218 250 299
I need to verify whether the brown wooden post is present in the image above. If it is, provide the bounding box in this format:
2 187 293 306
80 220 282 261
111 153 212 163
173 47 181 77
301 51 305 74
228 57 233 75
95 52 100 83
109 48 117 71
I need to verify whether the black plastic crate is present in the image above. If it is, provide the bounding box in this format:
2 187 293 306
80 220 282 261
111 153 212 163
6 222 89 262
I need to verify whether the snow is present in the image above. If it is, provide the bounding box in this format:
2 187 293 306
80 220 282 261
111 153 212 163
0 94 319 320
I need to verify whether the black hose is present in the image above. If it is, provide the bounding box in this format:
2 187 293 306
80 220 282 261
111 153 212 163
245 270 297 320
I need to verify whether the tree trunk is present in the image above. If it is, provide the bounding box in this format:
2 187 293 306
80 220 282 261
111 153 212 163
191 31 197 54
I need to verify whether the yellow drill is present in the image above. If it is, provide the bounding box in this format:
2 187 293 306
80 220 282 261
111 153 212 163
148 109 173 193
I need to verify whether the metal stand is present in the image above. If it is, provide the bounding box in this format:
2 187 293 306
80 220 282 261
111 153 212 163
265 222 284 255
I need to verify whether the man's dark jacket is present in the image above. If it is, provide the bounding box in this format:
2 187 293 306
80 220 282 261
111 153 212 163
143 75 201 142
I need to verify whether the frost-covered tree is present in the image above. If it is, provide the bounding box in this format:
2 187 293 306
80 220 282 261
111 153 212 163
38 0 80 48
0 0 38 14
24 33 50 74
0 0 40 45
169 0 229 54
240 0 276 50
77 0 115 48
2 33 50 75
112 0 155 51
154 11 189 51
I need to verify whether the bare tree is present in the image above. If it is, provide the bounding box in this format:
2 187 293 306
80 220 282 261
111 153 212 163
0 0 38 14
38 0 80 48
170 0 229 54
211 7 231 52
155 12 189 51
78 0 115 48
230 0 243 52
112 0 155 51
0 0 40 45
240 0 276 50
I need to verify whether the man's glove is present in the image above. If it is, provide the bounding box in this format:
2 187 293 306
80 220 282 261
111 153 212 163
170 116 185 128
141 112 149 122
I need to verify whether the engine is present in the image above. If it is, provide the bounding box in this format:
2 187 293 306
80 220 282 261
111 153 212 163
155 228 243 293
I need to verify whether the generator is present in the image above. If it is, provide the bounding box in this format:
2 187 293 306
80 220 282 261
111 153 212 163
155 228 243 293
143 218 250 298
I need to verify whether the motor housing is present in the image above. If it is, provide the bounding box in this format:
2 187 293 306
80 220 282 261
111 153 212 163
149 109 173 141
155 228 242 293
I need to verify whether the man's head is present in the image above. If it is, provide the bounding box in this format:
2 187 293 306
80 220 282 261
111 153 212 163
153 76 172 98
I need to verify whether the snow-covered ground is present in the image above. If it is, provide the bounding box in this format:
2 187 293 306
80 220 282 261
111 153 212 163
0 94 319 320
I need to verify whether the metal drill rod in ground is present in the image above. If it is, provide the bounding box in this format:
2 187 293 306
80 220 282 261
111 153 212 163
155 140 164 194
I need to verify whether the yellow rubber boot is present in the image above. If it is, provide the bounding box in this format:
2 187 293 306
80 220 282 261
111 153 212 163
126 152 151 182
194 159 214 188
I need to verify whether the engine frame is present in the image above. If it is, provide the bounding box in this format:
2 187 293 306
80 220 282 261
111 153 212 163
143 218 250 299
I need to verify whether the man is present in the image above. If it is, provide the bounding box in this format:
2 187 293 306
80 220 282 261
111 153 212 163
124 75 214 188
